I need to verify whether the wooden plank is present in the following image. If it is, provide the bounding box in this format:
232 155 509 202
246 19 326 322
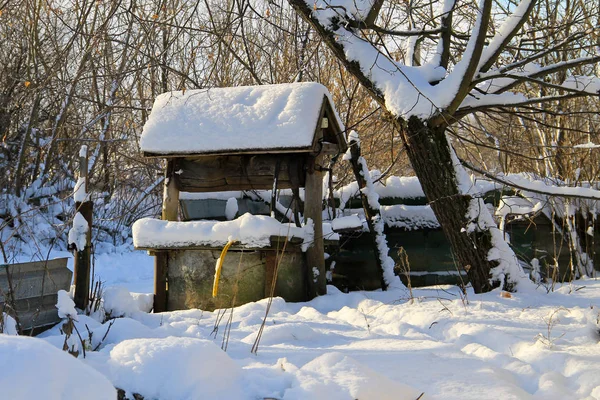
175 154 306 193
154 252 168 313
177 181 298 193
0 258 71 302
0 257 68 275
9 293 63 331
162 160 180 221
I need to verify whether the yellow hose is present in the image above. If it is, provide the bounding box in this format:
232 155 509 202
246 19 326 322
213 239 235 298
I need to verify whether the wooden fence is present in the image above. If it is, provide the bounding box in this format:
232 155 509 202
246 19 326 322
0 258 72 332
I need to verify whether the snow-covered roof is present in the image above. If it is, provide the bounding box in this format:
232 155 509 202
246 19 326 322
140 83 344 156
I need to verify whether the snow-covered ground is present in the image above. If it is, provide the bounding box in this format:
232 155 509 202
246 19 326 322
3 250 600 399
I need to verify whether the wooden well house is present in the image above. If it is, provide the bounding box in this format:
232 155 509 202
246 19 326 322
133 83 347 312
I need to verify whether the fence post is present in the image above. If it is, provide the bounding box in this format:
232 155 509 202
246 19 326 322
72 145 93 310
347 133 389 290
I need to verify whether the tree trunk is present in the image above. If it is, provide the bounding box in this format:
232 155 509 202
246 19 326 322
400 117 497 293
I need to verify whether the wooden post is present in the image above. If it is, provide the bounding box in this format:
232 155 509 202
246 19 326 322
347 136 388 290
154 159 179 312
73 146 93 310
304 153 326 299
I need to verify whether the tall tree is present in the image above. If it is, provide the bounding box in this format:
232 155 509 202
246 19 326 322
288 0 600 292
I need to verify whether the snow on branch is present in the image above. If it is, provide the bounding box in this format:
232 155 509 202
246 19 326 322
458 91 594 116
441 0 492 115
477 0 536 73
294 0 599 122
462 160 600 201
490 56 600 95
291 0 452 119
474 31 590 83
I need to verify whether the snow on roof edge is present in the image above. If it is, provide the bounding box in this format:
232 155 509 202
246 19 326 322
140 82 346 155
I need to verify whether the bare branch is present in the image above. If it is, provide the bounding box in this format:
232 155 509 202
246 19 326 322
456 92 593 117
287 0 386 107
443 0 493 116
473 30 588 84
364 0 384 26
478 0 537 73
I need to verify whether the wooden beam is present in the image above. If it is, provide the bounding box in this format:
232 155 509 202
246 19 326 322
304 106 327 299
154 159 179 313
139 235 306 252
162 160 180 221
143 147 312 159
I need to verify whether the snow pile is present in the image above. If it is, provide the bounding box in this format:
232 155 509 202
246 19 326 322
103 286 153 317
106 337 245 400
56 290 78 320
382 204 440 230
495 195 544 232
499 173 600 200
282 352 428 400
0 313 18 335
15 264 600 400
330 215 363 231
68 212 88 251
73 177 88 203
140 83 344 154
335 172 501 209
32 276 600 399
225 197 238 220
0 335 116 400
133 213 308 249
321 222 340 241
